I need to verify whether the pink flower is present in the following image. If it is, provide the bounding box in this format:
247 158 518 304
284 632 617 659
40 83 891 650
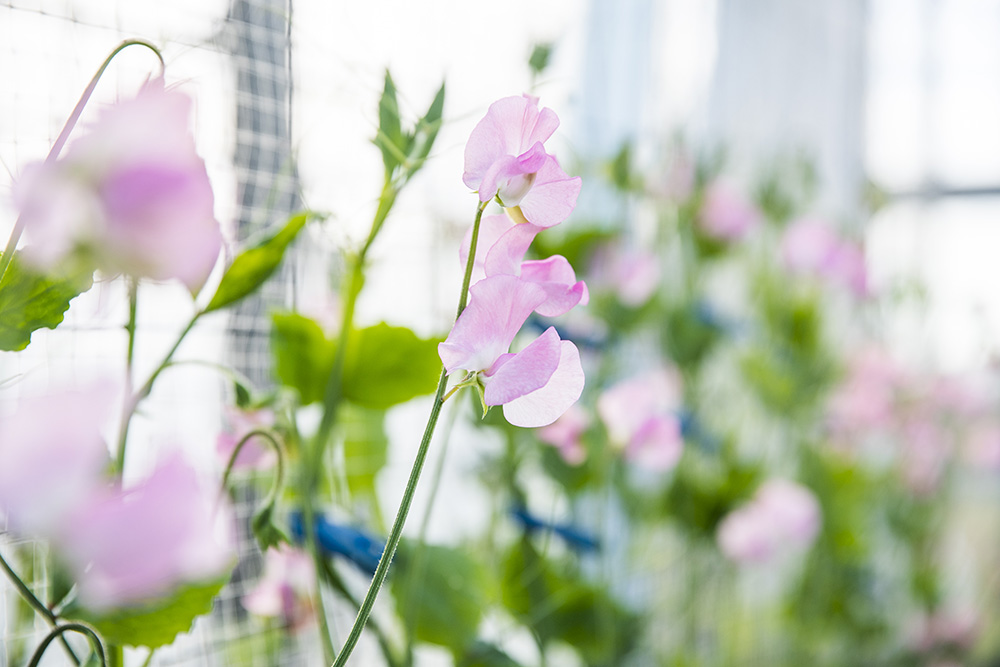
698 181 759 241
17 79 222 293
587 243 660 307
827 347 901 436
461 214 588 317
596 369 683 472
55 454 235 611
463 95 581 227
0 383 113 535
716 479 821 565
438 275 584 428
243 546 315 632
781 217 867 296
216 405 277 471
537 404 590 464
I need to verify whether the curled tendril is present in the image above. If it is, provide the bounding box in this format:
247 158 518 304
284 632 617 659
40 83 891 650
27 623 106 667
218 427 287 513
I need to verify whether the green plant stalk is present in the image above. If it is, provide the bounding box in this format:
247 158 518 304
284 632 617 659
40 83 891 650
330 200 487 667
107 644 123 667
116 278 139 476
320 559 402 667
301 178 399 662
28 623 106 667
115 309 201 475
0 39 163 286
0 549 81 665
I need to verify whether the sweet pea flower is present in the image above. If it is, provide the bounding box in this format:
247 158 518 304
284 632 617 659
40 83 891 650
587 242 661 307
216 405 278 471
17 79 223 293
536 403 590 464
243 545 315 632
827 347 902 436
460 214 588 317
698 181 759 241
716 479 821 565
597 368 683 472
463 95 581 228
56 453 235 611
781 218 867 296
438 275 584 428
0 383 114 535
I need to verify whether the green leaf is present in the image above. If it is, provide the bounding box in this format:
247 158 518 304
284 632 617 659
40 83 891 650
0 251 93 351
205 212 315 313
341 404 389 495
528 43 553 76
392 541 489 652
405 81 446 176
457 642 523 667
252 502 288 551
341 323 441 409
374 71 405 174
65 575 229 649
270 312 335 404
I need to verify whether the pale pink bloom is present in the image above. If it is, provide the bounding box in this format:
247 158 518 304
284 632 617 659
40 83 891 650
463 95 581 227
717 479 820 565
906 608 980 654
827 241 868 297
597 369 683 472
698 181 759 241
781 218 842 276
588 243 660 307
964 422 1000 469
216 405 277 471
460 214 588 317
243 545 315 632
537 403 590 464
827 348 901 435
17 79 222 293
0 383 113 535
56 454 235 611
900 417 949 496
438 275 584 428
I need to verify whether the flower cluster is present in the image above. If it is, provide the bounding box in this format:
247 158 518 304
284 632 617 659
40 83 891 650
0 384 235 611
597 368 684 472
440 96 585 428
780 217 867 297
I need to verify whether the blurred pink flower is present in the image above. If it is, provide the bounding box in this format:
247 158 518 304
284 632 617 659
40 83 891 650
438 275 584 428
827 347 902 436
906 608 980 654
588 243 660 307
537 403 590 464
900 417 949 496
17 79 222 293
216 405 277 471
460 214 588 317
698 181 759 241
56 453 235 611
780 218 867 297
243 545 315 632
463 95 581 227
597 368 683 472
716 479 821 565
0 383 113 535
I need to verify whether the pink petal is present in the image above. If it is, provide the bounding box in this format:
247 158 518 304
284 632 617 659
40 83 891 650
438 275 546 373
699 182 759 240
483 219 543 277
463 96 559 191
597 368 682 446
502 340 585 428
520 255 590 317
516 156 582 228
460 214 513 285
483 326 562 405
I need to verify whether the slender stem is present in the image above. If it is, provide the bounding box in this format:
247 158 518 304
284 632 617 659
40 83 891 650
116 310 201 475
0 40 164 286
116 278 139 476
330 200 488 667
107 643 123 667
140 649 156 667
0 549 81 665
304 499 337 663
320 559 402 667
27 623 105 667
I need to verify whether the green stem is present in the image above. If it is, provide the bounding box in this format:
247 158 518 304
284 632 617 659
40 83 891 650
218 427 286 501
107 643 123 667
330 200 488 667
117 278 139 476
320 559 402 667
0 40 163 286
27 623 105 667
0 549 81 665
116 310 201 475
